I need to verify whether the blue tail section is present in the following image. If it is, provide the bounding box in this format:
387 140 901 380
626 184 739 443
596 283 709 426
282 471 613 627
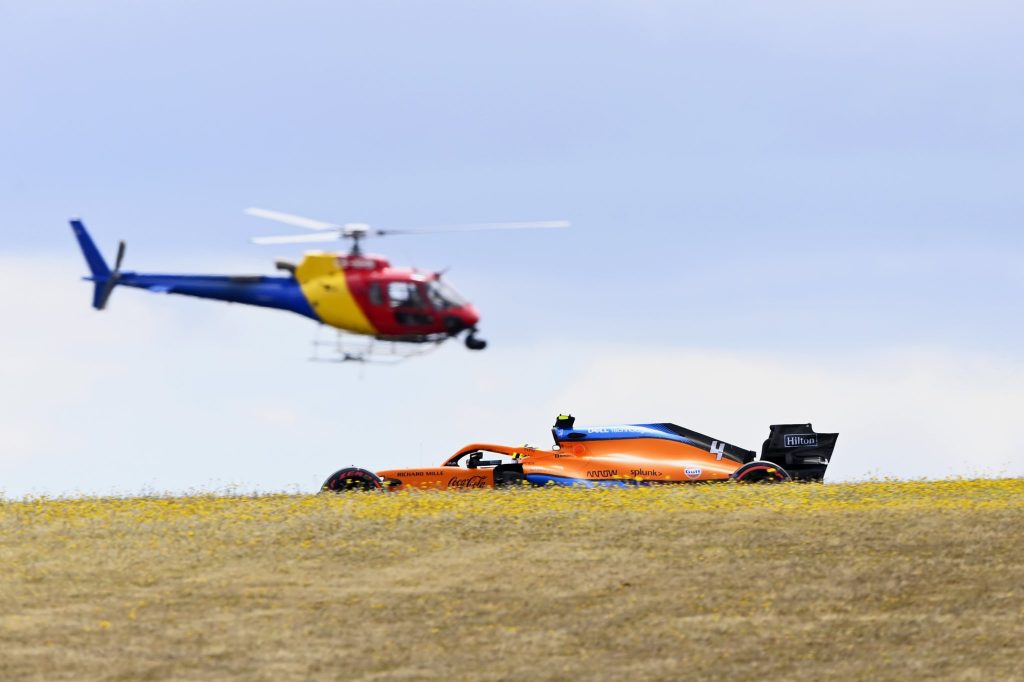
70 219 117 309
69 217 318 320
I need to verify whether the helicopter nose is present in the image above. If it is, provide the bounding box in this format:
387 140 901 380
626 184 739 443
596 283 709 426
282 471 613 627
462 305 480 329
441 306 480 334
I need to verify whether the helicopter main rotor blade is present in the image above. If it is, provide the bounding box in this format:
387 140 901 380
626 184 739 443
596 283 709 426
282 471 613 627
376 220 571 236
244 208 341 231
251 232 344 245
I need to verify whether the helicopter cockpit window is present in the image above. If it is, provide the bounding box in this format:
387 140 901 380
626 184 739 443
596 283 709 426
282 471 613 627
387 281 426 309
426 280 469 310
368 282 384 306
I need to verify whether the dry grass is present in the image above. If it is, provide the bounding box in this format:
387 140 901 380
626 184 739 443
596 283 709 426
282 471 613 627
1 480 1023 681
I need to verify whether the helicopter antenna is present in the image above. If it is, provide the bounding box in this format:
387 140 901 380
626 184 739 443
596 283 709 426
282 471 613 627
246 208 569 255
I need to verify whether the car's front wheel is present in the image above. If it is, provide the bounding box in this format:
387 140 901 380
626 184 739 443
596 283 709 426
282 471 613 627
732 461 791 483
321 467 383 493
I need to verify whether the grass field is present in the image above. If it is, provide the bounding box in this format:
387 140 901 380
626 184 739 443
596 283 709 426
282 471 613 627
2 479 1023 681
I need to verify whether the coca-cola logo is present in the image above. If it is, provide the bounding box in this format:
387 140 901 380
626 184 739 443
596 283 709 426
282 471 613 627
447 475 489 489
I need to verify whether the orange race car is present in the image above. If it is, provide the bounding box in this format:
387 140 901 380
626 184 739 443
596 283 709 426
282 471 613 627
321 414 838 491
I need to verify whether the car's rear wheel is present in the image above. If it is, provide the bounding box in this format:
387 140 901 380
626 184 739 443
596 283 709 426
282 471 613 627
321 467 383 493
732 461 791 483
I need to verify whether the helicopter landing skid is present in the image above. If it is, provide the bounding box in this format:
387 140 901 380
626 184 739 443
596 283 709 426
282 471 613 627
309 328 446 365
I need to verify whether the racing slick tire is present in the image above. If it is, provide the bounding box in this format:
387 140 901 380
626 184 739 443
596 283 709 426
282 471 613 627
732 461 792 483
321 467 383 493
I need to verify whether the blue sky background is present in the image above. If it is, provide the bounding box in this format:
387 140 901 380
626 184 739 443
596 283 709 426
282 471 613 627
2 1 1023 495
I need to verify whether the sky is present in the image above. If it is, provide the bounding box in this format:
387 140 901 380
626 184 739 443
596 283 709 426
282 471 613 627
2 1 1023 496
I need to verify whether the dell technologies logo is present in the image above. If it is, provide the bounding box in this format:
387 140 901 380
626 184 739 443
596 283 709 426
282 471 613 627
784 434 817 448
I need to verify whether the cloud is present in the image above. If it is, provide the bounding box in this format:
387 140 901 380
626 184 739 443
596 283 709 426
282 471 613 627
0 252 323 495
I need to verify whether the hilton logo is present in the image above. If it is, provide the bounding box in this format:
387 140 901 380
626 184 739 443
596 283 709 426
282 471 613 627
784 434 817 447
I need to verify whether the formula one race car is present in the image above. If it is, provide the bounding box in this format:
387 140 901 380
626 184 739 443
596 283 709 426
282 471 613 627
321 414 838 491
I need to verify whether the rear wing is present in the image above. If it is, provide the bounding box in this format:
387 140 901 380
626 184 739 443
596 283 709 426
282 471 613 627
759 424 838 481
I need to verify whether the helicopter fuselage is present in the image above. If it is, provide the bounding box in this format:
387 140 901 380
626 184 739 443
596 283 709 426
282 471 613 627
71 220 483 348
292 252 481 341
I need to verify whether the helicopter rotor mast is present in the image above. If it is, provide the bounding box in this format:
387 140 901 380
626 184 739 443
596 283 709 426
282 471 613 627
245 208 569 256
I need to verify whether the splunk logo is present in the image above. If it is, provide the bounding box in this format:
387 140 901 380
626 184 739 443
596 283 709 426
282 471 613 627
784 434 817 447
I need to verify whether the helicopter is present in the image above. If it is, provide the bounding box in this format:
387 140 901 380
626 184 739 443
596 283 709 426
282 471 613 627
70 209 569 362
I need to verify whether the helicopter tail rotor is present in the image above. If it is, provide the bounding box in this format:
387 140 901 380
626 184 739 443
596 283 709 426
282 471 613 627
95 240 126 310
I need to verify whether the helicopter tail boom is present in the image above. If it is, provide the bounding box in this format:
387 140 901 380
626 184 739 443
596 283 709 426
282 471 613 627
70 218 324 319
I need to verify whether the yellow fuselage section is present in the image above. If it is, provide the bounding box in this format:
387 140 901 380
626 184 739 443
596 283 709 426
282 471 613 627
295 253 376 335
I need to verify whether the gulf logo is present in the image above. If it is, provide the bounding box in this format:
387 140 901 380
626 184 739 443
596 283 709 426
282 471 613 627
684 467 702 479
